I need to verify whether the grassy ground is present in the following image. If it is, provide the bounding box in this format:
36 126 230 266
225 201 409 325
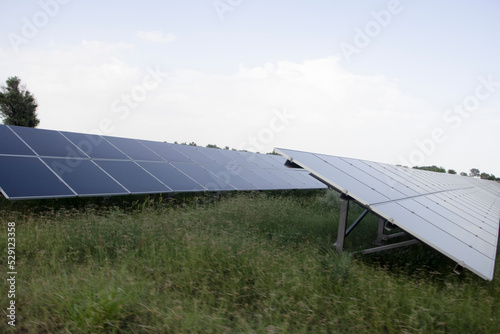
0 191 499 333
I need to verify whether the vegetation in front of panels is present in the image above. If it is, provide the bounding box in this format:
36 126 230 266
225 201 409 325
0 190 498 333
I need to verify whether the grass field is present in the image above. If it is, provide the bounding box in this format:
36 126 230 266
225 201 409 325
0 191 499 333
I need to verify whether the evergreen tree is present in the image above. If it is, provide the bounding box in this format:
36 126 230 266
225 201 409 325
0 76 40 127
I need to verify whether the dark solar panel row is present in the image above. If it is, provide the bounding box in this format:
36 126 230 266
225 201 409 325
0 125 326 200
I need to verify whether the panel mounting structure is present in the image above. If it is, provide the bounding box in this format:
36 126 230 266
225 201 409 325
275 147 500 281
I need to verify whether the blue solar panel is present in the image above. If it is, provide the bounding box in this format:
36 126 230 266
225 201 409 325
262 155 289 169
230 167 277 190
249 154 282 169
172 145 217 164
238 151 274 169
103 136 163 161
204 149 246 173
10 126 87 158
0 156 74 199
170 163 236 191
220 150 258 167
139 141 192 163
0 125 325 199
62 131 130 160
201 163 259 190
94 160 171 194
245 166 292 189
267 169 321 189
136 161 205 192
0 126 35 156
43 158 129 196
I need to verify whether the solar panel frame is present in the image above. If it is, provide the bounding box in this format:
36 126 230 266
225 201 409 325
200 163 260 191
62 131 130 160
0 125 36 156
138 140 193 163
171 145 218 164
94 160 172 194
0 155 76 199
170 162 237 191
42 157 130 197
275 147 500 281
244 166 294 189
9 126 88 158
102 136 164 161
136 161 206 192
227 166 278 190
0 125 326 200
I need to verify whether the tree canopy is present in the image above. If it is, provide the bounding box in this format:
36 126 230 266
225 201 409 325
0 76 40 127
413 165 446 173
469 168 480 178
480 172 497 181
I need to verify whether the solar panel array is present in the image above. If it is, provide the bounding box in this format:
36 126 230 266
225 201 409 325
275 147 500 281
0 125 326 200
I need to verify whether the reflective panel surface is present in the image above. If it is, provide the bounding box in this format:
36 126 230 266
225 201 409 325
62 131 130 160
0 125 326 200
0 156 74 199
43 158 128 196
10 126 87 158
0 126 35 156
94 160 171 194
276 147 500 281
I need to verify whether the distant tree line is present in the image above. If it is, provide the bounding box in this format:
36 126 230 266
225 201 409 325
413 165 498 181
173 141 278 155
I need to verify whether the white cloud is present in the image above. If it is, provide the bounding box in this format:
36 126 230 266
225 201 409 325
1 43 497 174
142 57 434 164
135 31 175 44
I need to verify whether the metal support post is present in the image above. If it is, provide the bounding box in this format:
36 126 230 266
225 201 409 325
335 194 350 252
374 217 385 245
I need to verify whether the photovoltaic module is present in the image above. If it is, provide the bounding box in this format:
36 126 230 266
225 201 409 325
275 147 500 281
0 125 326 200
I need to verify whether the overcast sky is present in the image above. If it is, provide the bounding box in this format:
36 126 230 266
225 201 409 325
1 0 499 175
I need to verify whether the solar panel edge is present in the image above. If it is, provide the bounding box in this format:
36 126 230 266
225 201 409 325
275 148 363 201
7 194 77 201
0 187 10 200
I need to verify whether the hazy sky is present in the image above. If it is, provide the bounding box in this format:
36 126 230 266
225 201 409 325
1 0 499 175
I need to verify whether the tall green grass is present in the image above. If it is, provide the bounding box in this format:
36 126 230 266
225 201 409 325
0 191 499 333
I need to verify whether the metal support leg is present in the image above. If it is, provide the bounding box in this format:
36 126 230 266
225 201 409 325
336 194 350 252
345 209 368 238
357 239 419 254
374 217 385 245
